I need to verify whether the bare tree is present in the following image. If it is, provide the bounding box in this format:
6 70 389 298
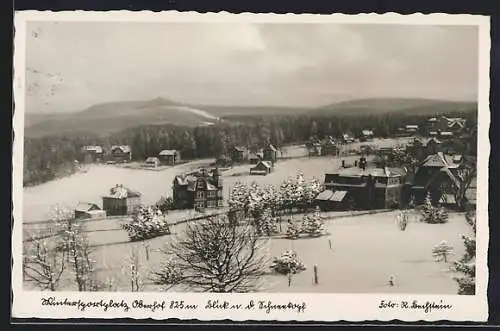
152 215 269 292
125 247 142 292
23 234 65 291
50 205 98 291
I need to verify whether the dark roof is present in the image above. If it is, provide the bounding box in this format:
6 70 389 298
233 146 247 152
174 172 219 192
426 137 442 145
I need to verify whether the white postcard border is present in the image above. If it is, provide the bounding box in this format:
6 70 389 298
12 10 491 322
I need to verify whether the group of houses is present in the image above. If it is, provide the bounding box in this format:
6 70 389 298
230 144 278 164
305 136 340 157
142 150 181 168
394 116 467 139
73 184 142 220
426 116 466 138
80 144 183 168
314 149 475 211
80 145 132 164
226 144 279 176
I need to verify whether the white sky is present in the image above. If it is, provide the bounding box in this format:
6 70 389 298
25 22 479 113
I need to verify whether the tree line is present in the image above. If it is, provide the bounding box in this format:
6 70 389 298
23 111 477 187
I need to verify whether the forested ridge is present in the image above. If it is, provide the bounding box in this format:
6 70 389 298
23 110 477 187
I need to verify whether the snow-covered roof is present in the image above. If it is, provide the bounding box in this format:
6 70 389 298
362 129 374 136
75 202 100 212
111 145 131 153
264 144 277 152
159 150 178 156
82 145 103 153
104 185 141 199
330 166 404 178
145 157 160 163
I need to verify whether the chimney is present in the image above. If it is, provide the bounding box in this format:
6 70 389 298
384 167 390 177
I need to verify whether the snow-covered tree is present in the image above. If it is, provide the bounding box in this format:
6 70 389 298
396 210 409 231
23 234 65 291
421 192 449 224
432 240 454 263
285 218 301 239
301 207 324 237
453 209 476 295
254 208 280 236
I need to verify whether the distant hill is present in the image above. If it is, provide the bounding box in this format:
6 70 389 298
24 97 477 138
311 98 477 117
24 98 223 138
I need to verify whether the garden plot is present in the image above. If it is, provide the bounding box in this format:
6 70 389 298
27 210 471 294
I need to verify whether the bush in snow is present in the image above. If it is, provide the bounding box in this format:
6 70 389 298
122 206 170 241
270 250 306 275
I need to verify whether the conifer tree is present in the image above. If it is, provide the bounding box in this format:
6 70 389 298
301 207 324 237
285 219 300 239
421 192 449 224
453 209 476 295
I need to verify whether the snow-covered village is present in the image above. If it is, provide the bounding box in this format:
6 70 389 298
20 20 479 296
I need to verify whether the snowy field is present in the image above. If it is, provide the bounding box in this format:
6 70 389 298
22 138 411 223
22 148 371 223
22 136 469 294
23 210 471 294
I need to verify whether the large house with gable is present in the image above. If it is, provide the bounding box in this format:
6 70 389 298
316 161 407 211
172 168 224 210
409 152 464 205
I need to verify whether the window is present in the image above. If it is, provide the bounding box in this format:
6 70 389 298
217 200 224 207
207 200 216 208
207 191 216 198
196 191 204 199
217 190 223 197
196 201 204 209
376 177 388 185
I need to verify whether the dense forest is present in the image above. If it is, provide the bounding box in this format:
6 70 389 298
23 111 477 187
